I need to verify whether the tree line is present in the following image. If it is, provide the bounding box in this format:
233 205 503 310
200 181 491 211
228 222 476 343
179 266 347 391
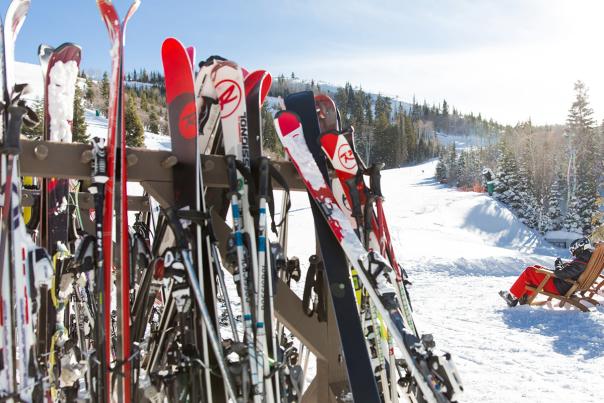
436 81 603 238
266 76 503 167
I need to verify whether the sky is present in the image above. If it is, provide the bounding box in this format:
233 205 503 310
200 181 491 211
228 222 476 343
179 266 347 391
11 0 604 125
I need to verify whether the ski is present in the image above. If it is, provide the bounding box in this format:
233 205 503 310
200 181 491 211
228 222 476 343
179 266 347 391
244 68 282 402
316 94 412 401
96 1 140 401
38 42 81 255
162 37 215 402
274 107 461 403
36 42 82 399
283 92 382 403
206 57 267 402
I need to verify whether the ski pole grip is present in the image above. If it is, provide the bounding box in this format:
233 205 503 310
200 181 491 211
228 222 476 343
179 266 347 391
258 157 270 199
345 177 363 220
368 163 384 197
2 105 27 155
224 155 239 195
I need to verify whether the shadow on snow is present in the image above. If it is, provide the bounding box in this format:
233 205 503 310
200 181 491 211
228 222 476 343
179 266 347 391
501 307 604 360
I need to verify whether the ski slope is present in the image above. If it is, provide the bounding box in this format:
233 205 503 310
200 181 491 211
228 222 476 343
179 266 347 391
378 160 604 402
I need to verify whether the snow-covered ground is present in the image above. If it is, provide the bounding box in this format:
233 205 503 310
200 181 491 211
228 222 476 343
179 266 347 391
379 160 604 402
436 132 498 150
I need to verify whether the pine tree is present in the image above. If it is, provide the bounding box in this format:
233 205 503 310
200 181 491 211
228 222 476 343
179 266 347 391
563 193 582 234
85 77 95 103
22 100 44 139
101 72 110 116
516 154 538 228
125 94 145 147
72 86 88 143
546 174 563 231
140 92 149 112
494 141 520 207
445 143 457 184
565 81 600 235
435 156 447 183
261 104 283 156
147 111 160 134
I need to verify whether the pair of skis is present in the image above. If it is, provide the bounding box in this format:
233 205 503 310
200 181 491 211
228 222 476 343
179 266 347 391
275 92 464 403
95 1 140 402
164 45 283 401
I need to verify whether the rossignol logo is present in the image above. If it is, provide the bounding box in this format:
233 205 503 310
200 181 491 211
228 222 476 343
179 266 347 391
169 93 197 140
240 113 250 165
337 143 356 171
179 102 197 139
215 79 242 118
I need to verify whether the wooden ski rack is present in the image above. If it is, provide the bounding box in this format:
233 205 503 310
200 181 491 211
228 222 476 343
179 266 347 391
19 138 351 403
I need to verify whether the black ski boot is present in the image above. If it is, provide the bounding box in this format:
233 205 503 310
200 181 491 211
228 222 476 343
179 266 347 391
498 290 518 307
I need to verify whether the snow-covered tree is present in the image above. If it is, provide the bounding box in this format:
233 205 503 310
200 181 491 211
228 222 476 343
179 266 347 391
435 157 447 183
563 193 582 234
565 81 600 235
516 154 539 228
546 175 563 231
494 142 520 206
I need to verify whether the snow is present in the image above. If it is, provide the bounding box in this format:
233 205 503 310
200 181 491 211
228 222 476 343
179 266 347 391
436 132 497 150
545 230 584 241
48 61 79 142
15 61 44 101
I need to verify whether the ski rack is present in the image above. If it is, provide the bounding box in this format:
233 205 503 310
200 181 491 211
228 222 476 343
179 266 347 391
19 138 360 403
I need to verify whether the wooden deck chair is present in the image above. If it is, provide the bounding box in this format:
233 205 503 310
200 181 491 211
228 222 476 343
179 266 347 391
581 273 604 300
581 242 604 299
525 244 604 312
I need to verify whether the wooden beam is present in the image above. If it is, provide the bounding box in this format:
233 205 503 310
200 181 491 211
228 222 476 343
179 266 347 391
20 139 305 190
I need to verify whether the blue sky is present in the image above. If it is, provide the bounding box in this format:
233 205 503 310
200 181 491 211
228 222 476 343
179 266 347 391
12 0 604 125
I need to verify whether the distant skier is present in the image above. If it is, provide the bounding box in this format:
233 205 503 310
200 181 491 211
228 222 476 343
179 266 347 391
499 238 593 307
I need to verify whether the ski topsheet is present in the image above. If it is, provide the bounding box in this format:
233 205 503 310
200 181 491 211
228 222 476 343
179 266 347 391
274 109 454 403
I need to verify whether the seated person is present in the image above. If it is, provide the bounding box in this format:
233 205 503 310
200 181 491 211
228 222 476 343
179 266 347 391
499 237 593 307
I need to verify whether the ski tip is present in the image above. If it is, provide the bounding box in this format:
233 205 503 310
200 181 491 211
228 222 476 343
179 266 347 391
260 73 272 103
186 46 196 69
244 69 272 101
315 93 334 103
274 110 303 137
161 37 187 60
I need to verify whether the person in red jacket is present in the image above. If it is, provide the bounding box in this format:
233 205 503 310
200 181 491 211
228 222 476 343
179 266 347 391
499 238 593 307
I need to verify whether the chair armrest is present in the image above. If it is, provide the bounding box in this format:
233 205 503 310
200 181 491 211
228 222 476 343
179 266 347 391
534 268 554 276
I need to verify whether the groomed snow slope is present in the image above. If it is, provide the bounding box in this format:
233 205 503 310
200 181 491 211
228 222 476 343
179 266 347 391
379 160 603 402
